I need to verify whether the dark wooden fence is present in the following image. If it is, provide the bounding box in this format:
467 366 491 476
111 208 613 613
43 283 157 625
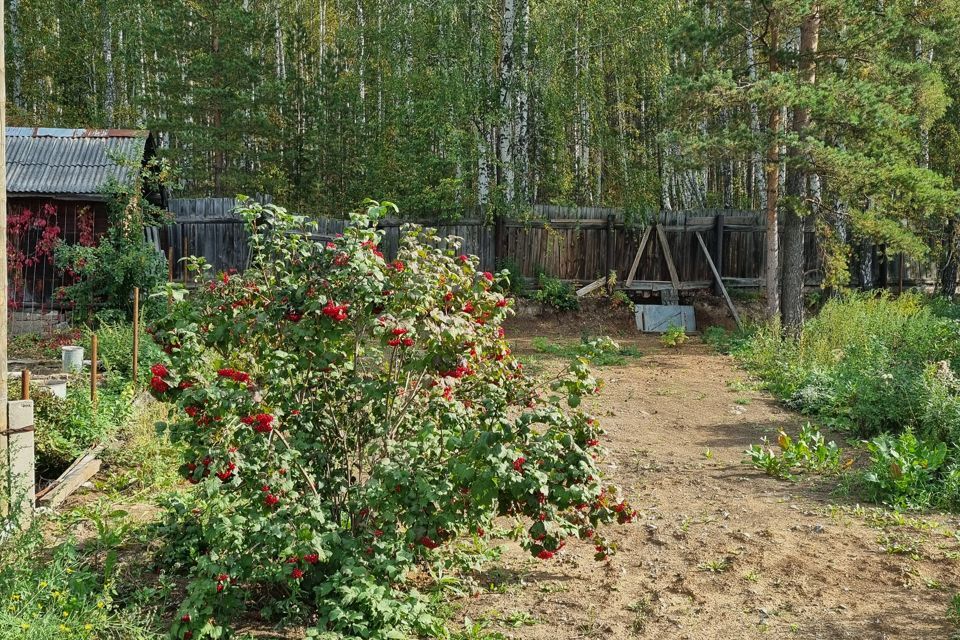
157 198 934 291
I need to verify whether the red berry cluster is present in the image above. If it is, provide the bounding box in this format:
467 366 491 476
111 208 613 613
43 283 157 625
217 368 251 384
322 300 349 322
241 413 274 433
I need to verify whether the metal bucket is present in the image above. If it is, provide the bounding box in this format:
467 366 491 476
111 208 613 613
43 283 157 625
62 346 84 373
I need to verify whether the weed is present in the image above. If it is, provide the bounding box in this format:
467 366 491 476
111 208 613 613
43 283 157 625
627 596 653 633
660 325 688 348
742 570 761 583
948 592 960 626
698 558 730 573
745 424 842 480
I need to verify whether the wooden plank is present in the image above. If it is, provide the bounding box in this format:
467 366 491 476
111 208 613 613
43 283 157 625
696 231 742 329
625 225 653 286
625 280 711 291
656 224 682 291
576 276 606 297
36 445 103 508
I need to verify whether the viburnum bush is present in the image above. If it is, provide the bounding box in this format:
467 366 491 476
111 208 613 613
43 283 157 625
149 200 634 639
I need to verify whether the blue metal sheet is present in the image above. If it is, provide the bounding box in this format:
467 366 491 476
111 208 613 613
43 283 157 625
635 304 696 333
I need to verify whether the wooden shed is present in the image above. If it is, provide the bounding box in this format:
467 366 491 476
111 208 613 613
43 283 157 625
5 127 158 310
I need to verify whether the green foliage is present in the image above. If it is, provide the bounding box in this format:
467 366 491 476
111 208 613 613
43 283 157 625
0 525 161 640
736 293 960 436
949 592 960 627
82 321 165 386
745 424 842 481
30 374 135 475
530 336 641 366
859 430 950 510
148 200 634 639
533 273 579 311
733 293 960 511
496 258 526 297
55 158 173 319
701 325 754 355
659 325 687 348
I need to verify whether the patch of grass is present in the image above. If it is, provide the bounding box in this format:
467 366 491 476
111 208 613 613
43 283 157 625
530 335 642 366
698 558 731 573
0 519 164 640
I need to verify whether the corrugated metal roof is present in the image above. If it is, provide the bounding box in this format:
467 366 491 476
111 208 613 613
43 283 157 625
6 127 150 197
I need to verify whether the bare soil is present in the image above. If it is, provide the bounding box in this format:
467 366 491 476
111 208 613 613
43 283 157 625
455 316 960 640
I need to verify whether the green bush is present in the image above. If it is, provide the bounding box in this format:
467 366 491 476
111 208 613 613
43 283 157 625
736 292 960 436
659 325 687 348
30 374 135 474
533 272 579 311
82 321 165 385
860 430 948 510
732 293 960 510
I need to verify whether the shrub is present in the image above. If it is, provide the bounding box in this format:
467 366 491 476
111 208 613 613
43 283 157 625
659 325 687 348
860 430 948 510
736 292 960 436
82 321 165 385
55 158 174 319
533 271 579 311
496 257 526 297
149 200 634 639
27 374 135 475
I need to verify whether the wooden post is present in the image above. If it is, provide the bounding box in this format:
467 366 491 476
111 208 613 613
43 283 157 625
713 214 725 297
20 370 29 401
167 246 174 309
898 252 905 294
90 334 98 409
0 0 10 519
182 235 189 284
132 287 140 385
605 214 615 287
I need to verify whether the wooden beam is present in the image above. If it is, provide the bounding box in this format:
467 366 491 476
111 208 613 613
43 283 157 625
625 226 653 286
36 444 103 507
625 280 712 292
576 276 607 298
696 231 742 329
656 224 681 292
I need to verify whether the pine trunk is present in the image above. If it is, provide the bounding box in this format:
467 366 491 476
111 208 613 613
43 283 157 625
764 18 781 321
782 6 820 332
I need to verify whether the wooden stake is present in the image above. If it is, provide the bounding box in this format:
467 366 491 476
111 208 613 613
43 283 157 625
625 226 653 287
0 0 10 519
132 287 140 385
696 231 742 330
20 370 29 401
90 334 98 408
167 246 174 309
183 235 189 284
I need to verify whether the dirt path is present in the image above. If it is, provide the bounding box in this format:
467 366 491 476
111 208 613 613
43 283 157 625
459 327 960 639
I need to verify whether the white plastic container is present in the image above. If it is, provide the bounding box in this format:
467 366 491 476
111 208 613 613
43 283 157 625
47 380 68 399
61 346 84 373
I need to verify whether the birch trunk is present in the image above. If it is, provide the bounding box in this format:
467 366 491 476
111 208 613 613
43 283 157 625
497 0 517 206
101 0 115 125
